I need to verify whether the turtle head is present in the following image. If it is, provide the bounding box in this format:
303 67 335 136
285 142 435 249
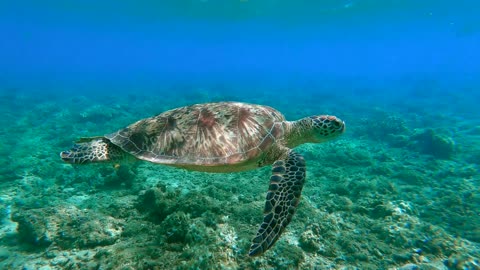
308 115 346 143
287 115 345 147
60 138 125 164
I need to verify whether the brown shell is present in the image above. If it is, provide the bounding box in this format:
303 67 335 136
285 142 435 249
105 102 286 165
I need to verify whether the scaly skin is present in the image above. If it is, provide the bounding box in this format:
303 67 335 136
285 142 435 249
60 138 126 164
285 115 346 148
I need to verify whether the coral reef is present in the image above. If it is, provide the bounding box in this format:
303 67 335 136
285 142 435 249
11 205 123 249
412 129 456 159
0 90 478 269
356 110 409 142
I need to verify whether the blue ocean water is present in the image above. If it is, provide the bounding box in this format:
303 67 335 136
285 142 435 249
0 1 479 269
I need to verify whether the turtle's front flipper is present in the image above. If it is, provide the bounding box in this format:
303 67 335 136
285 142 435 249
249 150 306 256
60 138 124 164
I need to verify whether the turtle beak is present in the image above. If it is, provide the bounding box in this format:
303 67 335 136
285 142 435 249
327 115 345 134
60 151 73 163
339 120 346 133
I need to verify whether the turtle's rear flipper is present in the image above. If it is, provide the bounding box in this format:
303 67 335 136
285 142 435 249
60 138 120 164
249 150 306 256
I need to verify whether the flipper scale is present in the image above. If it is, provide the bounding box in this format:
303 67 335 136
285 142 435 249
249 151 306 256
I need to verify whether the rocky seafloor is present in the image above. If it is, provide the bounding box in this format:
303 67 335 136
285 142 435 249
0 86 479 269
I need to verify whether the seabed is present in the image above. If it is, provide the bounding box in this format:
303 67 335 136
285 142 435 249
0 87 479 269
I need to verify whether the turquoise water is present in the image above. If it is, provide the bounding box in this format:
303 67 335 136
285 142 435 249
0 1 479 269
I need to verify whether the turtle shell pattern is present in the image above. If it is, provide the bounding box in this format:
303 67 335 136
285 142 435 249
105 102 286 165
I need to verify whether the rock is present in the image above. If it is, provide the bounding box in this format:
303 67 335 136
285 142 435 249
393 252 413 263
398 263 419 270
22 264 35 270
444 255 480 270
299 229 320 252
160 211 191 244
180 191 219 218
412 129 455 159
386 134 410 147
271 241 305 268
136 187 176 223
0 204 8 225
370 203 395 218
50 256 69 266
394 168 425 185
0 247 10 261
362 114 409 140
12 208 56 247
12 205 123 249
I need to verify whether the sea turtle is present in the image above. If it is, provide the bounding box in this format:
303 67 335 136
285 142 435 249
60 101 345 256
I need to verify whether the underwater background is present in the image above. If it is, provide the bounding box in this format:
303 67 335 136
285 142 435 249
0 0 479 269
